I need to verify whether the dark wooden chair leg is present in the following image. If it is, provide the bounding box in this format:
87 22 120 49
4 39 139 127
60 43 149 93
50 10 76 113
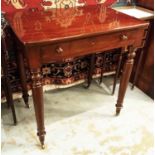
4 77 17 125
131 49 144 90
116 46 136 115
2 79 10 109
99 53 106 84
84 54 95 89
2 36 17 125
2 77 17 125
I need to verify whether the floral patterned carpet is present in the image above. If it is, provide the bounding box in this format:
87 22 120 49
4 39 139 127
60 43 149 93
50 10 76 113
1 80 154 155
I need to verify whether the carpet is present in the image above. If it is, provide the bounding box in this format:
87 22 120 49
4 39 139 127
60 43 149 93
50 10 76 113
1 81 154 155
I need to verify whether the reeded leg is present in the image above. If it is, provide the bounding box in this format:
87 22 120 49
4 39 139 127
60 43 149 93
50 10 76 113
84 54 95 89
31 69 46 149
112 47 127 95
116 46 136 115
131 49 144 90
17 50 29 108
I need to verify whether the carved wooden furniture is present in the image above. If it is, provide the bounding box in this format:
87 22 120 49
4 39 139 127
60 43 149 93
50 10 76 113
4 5 149 148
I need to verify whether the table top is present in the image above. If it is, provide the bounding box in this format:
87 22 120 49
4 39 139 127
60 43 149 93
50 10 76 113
5 4 149 46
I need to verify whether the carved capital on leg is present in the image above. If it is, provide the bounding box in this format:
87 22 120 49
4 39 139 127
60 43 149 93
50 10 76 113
127 47 136 64
31 69 43 88
116 46 137 115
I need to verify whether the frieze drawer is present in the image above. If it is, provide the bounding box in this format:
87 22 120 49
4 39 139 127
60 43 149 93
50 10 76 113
41 28 145 63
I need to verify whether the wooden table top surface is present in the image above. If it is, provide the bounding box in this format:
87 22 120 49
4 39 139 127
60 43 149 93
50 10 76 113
5 4 149 45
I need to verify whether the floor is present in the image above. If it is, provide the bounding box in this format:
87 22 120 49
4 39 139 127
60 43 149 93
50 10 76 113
1 78 154 155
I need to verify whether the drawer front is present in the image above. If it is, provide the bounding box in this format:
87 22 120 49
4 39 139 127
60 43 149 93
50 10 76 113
41 29 145 63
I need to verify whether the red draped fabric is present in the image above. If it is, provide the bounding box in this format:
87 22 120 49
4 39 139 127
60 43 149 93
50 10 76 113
2 0 116 13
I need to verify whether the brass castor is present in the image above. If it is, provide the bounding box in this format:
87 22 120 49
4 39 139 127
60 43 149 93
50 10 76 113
41 144 45 149
25 103 30 108
116 107 122 116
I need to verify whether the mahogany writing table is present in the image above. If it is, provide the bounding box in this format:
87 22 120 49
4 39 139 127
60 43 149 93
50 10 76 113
5 4 149 148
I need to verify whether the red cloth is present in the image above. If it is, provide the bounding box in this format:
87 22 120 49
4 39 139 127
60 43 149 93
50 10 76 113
2 0 44 13
2 0 116 13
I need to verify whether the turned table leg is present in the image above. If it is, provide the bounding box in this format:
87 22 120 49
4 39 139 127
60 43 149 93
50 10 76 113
116 46 136 115
112 47 128 95
31 69 46 149
17 50 29 108
84 54 95 88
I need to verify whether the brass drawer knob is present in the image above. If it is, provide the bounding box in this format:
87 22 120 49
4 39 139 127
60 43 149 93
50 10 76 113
56 46 63 53
121 35 128 40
